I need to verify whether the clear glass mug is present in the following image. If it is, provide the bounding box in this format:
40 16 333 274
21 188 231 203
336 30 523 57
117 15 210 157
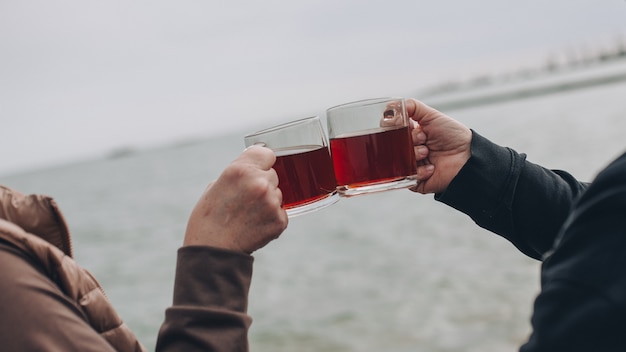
244 116 339 217
326 97 418 197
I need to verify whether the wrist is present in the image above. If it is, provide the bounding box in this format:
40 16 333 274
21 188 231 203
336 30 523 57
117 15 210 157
183 225 244 253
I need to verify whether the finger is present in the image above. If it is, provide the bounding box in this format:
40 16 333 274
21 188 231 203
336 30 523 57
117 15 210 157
406 98 440 125
273 203 289 235
239 145 277 170
411 125 427 145
414 145 429 161
409 182 425 194
274 185 284 208
406 98 418 118
277 209 289 234
408 164 435 194
267 167 280 188
380 102 404 128
416 164 435 181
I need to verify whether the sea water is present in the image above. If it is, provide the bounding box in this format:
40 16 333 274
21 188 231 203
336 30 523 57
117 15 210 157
3 78 626 351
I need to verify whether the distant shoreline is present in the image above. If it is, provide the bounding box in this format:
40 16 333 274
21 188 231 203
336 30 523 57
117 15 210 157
427 69 626 112
419 39 626 111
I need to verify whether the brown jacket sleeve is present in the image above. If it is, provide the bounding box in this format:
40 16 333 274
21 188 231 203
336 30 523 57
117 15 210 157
156 246 254 352
0 241 118 352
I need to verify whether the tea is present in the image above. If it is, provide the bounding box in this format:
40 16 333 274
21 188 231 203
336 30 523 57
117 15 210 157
273 145 337 209
330 126 416 187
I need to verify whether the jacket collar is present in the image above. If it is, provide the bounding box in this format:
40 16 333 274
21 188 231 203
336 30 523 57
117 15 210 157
0 185 73 257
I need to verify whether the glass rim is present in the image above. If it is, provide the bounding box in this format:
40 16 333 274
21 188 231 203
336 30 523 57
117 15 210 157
244 116 320 139
326 97 404 112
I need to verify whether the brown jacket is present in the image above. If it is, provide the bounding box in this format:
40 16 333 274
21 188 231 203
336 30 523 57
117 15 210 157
0 185 254 351
0 185 145 351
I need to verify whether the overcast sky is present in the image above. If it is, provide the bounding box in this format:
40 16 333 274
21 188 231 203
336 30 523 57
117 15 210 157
1 1 625 175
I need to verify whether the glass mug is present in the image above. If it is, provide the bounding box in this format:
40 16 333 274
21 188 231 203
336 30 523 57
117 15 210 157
244 116 339 217
326 97 418 197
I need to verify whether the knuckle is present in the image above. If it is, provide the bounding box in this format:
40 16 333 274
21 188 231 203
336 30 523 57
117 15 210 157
222 162 248 180
247 180 269 199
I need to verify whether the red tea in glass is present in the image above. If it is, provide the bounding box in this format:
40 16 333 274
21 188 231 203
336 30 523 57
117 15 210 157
326 97 418 197
330 126 416 187
273 145 337 209
244 116 339 217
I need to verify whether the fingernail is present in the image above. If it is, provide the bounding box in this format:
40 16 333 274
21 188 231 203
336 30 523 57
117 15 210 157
244 142 267 151
417 164 434 177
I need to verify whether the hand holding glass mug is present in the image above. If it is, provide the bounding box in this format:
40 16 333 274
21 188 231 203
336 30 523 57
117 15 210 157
244 97 419 216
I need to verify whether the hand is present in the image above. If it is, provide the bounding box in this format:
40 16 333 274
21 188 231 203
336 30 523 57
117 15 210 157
407 98 472 194
183 145 288 254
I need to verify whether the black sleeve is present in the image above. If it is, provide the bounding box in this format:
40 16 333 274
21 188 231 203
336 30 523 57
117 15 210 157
436 130 588 260
520 151 626 351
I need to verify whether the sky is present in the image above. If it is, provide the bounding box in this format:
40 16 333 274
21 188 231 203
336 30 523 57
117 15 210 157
1 0 625 176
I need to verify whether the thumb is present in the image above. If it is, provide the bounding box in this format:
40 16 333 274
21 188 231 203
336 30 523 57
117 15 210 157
239 145 277 170
406 98 440 126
